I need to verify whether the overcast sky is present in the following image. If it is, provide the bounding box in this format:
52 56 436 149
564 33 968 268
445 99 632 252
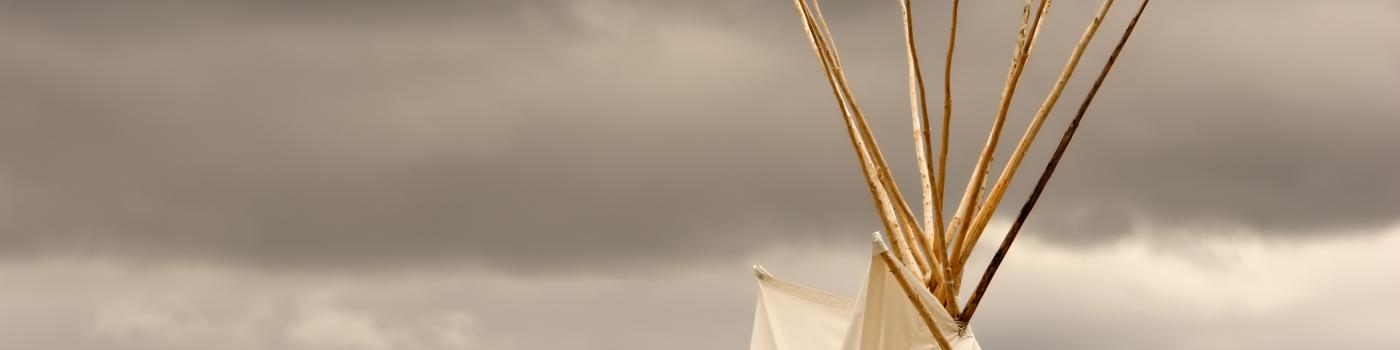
1 0 1398 349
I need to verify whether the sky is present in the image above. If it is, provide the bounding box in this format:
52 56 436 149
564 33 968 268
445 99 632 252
1 0 1398 349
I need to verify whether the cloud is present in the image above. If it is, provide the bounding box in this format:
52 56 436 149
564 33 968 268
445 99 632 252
1 258 506 350
0 0 1396 272
964 223 1400 349
2 225 1397 350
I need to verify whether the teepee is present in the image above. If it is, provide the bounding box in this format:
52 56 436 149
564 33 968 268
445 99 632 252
750 1 1152 349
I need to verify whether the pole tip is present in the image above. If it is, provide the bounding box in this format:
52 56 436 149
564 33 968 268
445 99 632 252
753 265 773 280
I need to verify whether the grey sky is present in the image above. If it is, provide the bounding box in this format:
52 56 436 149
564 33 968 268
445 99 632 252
1 0 1397 349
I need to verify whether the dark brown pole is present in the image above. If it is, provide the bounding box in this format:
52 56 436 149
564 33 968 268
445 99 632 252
959 0 1151 324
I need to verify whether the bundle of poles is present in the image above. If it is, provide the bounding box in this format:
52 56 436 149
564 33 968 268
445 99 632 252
791 0 1151 326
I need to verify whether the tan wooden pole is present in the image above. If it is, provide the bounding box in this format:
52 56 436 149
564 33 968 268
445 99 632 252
899 0 946 283
947 0 1050 289
927 0 961 308
792 0 907 271
811 1 936 277
935 0 958 246
878 243 955 350
794 0 937 279
824 51 935 279
960 0 1152 324
955 0 1116 271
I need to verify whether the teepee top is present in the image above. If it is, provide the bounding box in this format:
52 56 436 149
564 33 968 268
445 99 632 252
751 1 1154 349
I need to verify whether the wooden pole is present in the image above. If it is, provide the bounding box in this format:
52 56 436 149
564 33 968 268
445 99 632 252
946 0 1050 289
878 243 955 350
935 0 958 246
955 0 1116 271
811 1 936 278
792 0 906 271
960 0 1151 324
899 0 946 283
927 0 961 309
794 0 937 279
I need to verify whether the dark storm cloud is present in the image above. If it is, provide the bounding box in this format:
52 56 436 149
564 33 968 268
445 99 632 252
0 0 1396 269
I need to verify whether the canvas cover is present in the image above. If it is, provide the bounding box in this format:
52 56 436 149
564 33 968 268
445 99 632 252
749 242 980 350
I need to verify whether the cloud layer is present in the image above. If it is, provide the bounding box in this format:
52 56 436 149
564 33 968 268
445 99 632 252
1 2 1398 348
3 1 1398 271
4 227 1398 349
